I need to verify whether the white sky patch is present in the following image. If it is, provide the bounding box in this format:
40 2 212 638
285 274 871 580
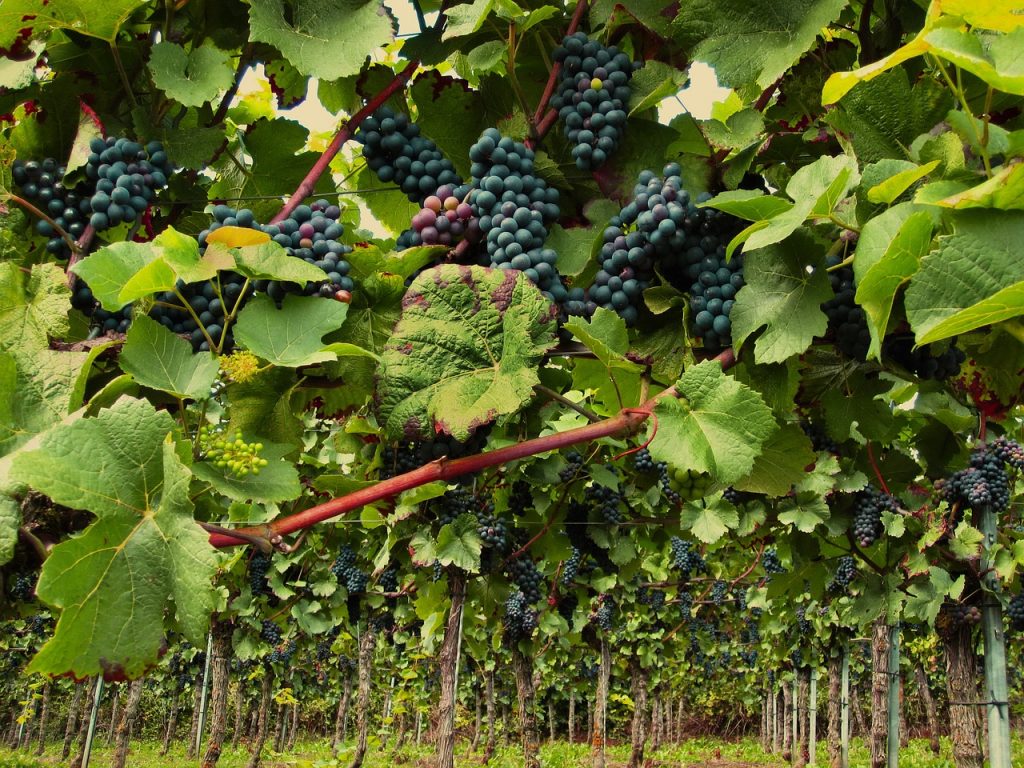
658 61 732 122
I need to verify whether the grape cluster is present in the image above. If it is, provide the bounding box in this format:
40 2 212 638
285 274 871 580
562 547 583 584
940 447 1011 512
633 448 659 473
356 107 462 203
509 480 532 516
11 159 90 256
316 639 333 662
711 580 729 605
991 436 1024 471
503 591 538 642
331 546 368 594
828 556 857 593
762 548 786 575
381 432 489 479
937 601 982 633
851 485 899 547
821 254 869 361
1007 593 1024 631
269 640 297 664
585 478 625 524
400 185 481 248
249 552 271 595
198 426 268 477
559 450 587 482
475 500 509 550
378 568 399 594
84 137 171 232
595 597 614 631
665 467 711 502
550 33 636 170
260 619 282 645
795 607 811 634
670 537 707 580
801 421 840 454
8 573 34 602
506 557 544 604
432 488 474 526
883 336 966 381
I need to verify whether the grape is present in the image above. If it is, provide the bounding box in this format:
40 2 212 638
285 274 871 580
883 336 966 381
762 548 786 576
666 467 711 501
355 106 463 204
11 158 90 259
851 485 900 547
633 448 659 473
937 601 981 634
1008 593 1024 631
400 184 482 249
669 537 707 581
249 552 271 595
795 607 811 634
821 255 869 361
594 597 614 631
551 33 638 170
562 547 583 584
557 592 578 622
509 480 532 516
260 619 282 644
939 446 1011 512
828 556 857 593
559 450 587 483
331 546 368 593
378 568 399 594
84 136 173 231
503 590 538 642
991 436 1024 471
475 499 509 550
585 477 625 524
506 557 544 605
9 573 35 602
801 421 840 454
711 580 728 605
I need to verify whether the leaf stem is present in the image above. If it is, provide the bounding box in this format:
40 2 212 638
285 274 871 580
109 42 138 108
173 285 218 351
207 348 737 547
7 194 80 257
534 384 599 422
18 527 48 562
270 59 420 224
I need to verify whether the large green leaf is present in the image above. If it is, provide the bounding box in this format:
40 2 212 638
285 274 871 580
149 41 235 108
905 210 1024 344
0 346 87 457
0 0 149 45
234 294 349 367
410 73 487 181
0 263 70 351
648 361 777 484
854 203 937 358
377 265 558 441
248 0 394 81
120 315 219 400
730 232 831 364
11 398 216 679
681 497 739 544
672 0 847 95
733 423 815 496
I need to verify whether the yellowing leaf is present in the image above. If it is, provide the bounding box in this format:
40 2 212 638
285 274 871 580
205 226 272 248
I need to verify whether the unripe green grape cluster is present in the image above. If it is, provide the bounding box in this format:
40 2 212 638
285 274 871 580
198 426 268 477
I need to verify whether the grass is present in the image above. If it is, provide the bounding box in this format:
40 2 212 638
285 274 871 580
1 735 1023 767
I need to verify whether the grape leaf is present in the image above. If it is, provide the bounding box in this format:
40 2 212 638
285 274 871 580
905 568 963 625
672 0 847 95
191 442 300 504
120 315 219 400
234 294 349 368
0 494 17 566
777 493 830 533
729 231 831 364
733 423 815 496
905 210 1024 344
0 0 150 45
854 203 937 358
69 242 155 311
11 398 216 679
247 0 394 81
436 515 483 573
410 73 488 180
148 41 235 108
681 497 738 544
0 263 71 351
229 241 329 284
564 308 641 371
648 361 777 484
0 346 87 457
377 265 559 441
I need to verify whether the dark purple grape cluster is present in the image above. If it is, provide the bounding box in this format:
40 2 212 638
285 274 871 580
595 597 614 631
550 33 636 170
11 159 90 257
269 639 297 664
475 500 509 550
503 590 538 642
402 185 481 248
1007 593 1024 631
506 557 544 604
762 549 786 575
991 436 1024 471
432 487 474 526
585 477 625 524
883 336 966 381
795 607 811 634
509 480 532 516
801 421 840 454
938 601 982 633
670 537 707 580
851 485 899 547
821 255 870 361
828 556 857 593
559 450 587 483
562 547 582 584
940 447 1011 512
331 546 367 594
378 568 399 594
355 106 463 203
638 586 666 611
260 619 282 644
711 580 728 605
84 136 171 231
249 552 271 595
633 448 659 474
8 573 34 602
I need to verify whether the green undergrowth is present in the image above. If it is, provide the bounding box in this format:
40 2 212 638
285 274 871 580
2 736 1023 767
